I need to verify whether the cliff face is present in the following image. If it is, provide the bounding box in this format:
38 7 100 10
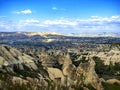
0 45 38 71
76 58 103 90
0 45 50 88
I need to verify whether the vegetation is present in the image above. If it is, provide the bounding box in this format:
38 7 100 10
103 83 120 90
69 52 88 67
0 73 85 90
93 56 120 79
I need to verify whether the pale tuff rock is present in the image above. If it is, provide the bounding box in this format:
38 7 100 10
62 64 76 87
62 64 76 80
0 56 9 66
61 54 76 86
0 46 17 64
62 54 72 69
39 51 72 68
46 53 76 86
0 45 38 70
22 55 33 63
25 62 38 70
1 45 119 90
47 67 67 87
106 79 120 85
17 56 24 63
76 58 103 90
93 50 120 65
39 51 51 67
12 76 28 85
26 77 39 84
85 59 103 90
0 45 50 88
10 48 22 57
37 74 49 87
47 68 64 80
97 44 120 51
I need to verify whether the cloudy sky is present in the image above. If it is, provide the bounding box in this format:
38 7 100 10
0 0 120 33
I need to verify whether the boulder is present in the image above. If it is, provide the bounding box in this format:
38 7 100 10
106 79 120 85
47 67 63 80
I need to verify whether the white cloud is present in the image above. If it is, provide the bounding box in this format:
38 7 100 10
0 21 12 30
22 19 39 23
52 7 58 10
43 20 77 26
14 9 32 14
51 7 66 11
0 15 120 33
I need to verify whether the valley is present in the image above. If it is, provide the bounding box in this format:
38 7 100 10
0 32 120 90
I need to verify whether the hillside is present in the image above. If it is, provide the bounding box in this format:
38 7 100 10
0 45 120 90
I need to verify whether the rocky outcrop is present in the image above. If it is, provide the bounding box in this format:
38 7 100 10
76 49 120 65
76 58 103 90
0 56 9 66
12 76 28 85
0 45 39 72
0 45 49 85
62 54 72 69
106 79 120 85
96 50 120 65
47 67 64 81
1 45 119 90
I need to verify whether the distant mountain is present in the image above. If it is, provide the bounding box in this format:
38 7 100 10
21 32 62 37
0 32 120 39
0 32 63 37
0 32 120 44
0 32 64 41
67 32 120 37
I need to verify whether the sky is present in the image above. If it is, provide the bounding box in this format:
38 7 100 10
0 0 120 33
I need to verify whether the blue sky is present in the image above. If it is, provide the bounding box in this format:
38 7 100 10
0 0 120 33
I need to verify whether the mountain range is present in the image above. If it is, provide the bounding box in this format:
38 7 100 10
0 32 120 38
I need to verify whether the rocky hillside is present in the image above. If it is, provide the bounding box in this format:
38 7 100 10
0 45 100 90
0 45 120 90
0 45 50 89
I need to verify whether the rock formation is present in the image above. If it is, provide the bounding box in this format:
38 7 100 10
0 45 120 90
76 58 103 90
